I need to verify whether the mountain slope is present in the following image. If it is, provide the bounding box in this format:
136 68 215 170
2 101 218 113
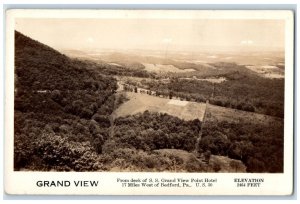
14 31 117 170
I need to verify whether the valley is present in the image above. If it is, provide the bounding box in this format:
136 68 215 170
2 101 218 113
14 31 284 173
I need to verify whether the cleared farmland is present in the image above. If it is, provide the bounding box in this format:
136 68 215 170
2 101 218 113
205 103 283 125
142 63 195 73
114 92 206 121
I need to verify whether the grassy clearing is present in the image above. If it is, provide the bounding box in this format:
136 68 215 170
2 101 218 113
206 103 283 125
114 92 206 121
142 63 195 73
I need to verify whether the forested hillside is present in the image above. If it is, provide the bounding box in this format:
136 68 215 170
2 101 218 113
197 104 283 173
14 31 117 170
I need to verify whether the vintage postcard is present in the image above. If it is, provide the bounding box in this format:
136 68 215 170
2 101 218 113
5 9 294 195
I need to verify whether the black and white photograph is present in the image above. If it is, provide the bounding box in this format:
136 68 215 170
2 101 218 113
4 9 294 195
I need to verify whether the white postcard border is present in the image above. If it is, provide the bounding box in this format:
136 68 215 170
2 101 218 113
4 9 294 195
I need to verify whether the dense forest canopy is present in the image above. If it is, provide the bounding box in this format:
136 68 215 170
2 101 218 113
199 119 283 172
14 31 117 170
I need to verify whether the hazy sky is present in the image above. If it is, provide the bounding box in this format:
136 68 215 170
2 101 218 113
15 18 285 52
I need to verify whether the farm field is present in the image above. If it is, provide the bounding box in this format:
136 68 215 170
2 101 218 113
205 103 283 125
142 63 196 73
245 65 284 79
114 92 207 121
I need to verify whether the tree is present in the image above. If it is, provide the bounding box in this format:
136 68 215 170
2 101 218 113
228 141 254 162
80 108 93 119
203 150 211 163
169 91 173 99
93 137 103 154
230 160 241 172
51 90 62 103
246 157 266 172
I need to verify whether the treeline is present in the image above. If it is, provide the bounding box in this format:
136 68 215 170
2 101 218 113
213 75 284 118
94 57 283 117
198 119 283 172
130 69 284 118
113 111 201 151
128 78 212 103
14 31 119 170
92 61 157 79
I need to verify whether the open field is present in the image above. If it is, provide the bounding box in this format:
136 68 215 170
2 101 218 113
114 92 206 121
142 63 195 73
108 62 122 67
205 104 283 124
179 77 227 83
245 65 284 79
